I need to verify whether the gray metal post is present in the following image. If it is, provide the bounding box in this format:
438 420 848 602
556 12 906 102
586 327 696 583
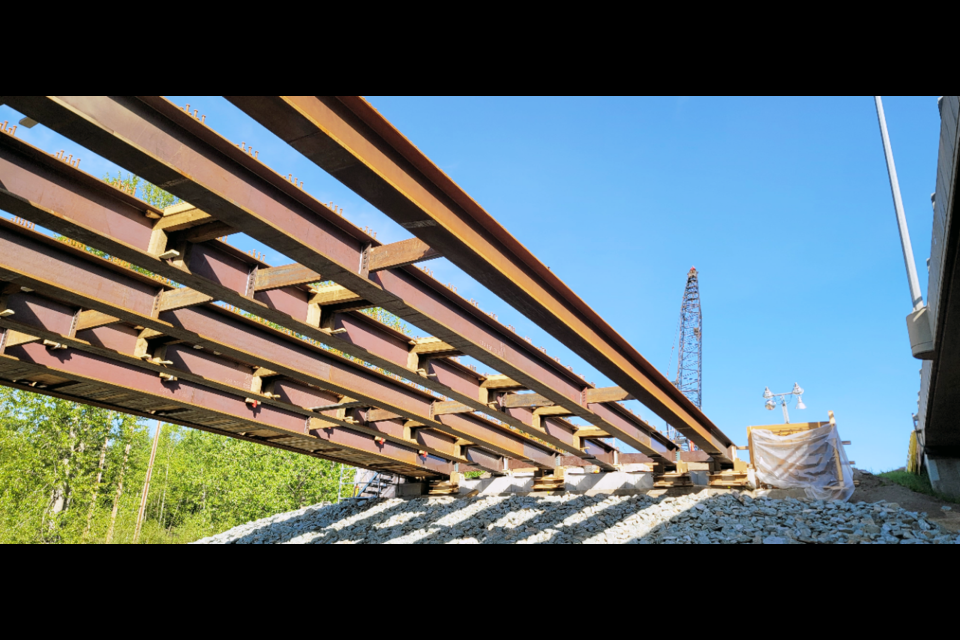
874 96 925 311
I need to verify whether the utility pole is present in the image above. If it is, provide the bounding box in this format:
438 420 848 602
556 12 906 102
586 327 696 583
874 96 934 359
133 420 162 543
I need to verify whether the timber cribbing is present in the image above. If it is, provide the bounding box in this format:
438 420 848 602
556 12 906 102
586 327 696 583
0 96 737 480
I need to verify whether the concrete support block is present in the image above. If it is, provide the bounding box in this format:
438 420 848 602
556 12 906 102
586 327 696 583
459 476 534 496
565 471 653 492
689 470 709 486
927 457 960 500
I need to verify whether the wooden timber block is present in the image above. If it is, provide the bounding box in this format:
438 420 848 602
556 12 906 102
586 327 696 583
428 477 460 496
653 473 693 488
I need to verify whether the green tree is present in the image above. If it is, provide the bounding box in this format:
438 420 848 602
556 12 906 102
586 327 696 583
103 172 179 209
0 169 356 543
0 387 144 543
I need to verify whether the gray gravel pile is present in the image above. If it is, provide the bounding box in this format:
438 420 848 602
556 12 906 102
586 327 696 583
192 491 960 544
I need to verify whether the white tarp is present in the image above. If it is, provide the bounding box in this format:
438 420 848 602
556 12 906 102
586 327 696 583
752 423 854 502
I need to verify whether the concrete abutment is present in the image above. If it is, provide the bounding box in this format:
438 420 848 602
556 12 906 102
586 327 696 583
927 456 960 500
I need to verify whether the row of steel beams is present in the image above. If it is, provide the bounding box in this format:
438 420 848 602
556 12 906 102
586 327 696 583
0 120 666 464
0 375 425 473
0 290 467 464
0 339 451 477
0 96 686 461
225 95 736 461
0 132 609 460
0 220 565 473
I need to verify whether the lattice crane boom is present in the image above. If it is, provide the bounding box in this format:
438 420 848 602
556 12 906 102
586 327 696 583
667 267 703 450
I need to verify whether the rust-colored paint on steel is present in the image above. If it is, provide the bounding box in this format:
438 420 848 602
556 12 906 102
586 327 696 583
0 222 563 468
3 293 77 337
0 377 368 469
223 95 733 459
0 99 666 456
0 98 688 460
0 132 610 462
0 340 450 476
0 127 668 464
0 303 468 465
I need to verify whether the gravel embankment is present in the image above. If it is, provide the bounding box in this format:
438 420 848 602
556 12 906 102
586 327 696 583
193 491 960 544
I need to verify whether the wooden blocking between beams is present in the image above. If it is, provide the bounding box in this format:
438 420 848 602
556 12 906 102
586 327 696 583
432 400 473 417
75 310 119 332
4 330 40 347
367 238 441 272
583 386 634 404
533 405 573 417
574 427 612 439
480 374 526 390
501 392 554 408
158 287 214 313
410 337 460 358
309 284 363 306
180 221 237 243
255 264 322 291
368 408 402 422
152 204 215 232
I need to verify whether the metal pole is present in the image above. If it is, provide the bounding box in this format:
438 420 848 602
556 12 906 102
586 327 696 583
781 399 790 424
875 96 925 311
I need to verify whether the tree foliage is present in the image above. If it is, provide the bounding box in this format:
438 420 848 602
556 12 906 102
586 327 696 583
103 171 180 209
0 388 345 544
0 170 410 543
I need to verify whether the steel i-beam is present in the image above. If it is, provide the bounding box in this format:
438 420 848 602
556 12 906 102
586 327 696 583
1 96 692 460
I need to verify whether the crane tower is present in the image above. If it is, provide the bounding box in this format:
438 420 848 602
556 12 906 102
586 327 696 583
668 267 702 449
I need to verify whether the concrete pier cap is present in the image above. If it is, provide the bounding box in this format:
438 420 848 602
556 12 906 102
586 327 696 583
926 456 960 500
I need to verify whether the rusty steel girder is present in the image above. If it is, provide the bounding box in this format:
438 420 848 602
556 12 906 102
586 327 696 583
0 106 672 462
226 96 736 461
0 220 557 470
0 339 452 477
0 300 469 465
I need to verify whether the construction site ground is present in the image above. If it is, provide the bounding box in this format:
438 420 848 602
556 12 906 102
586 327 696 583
852 470 959 533
194 470 960 544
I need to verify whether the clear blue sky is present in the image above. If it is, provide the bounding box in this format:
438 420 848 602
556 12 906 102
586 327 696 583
0 96 942 471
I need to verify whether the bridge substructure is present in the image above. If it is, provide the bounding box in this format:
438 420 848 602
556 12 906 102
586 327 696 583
0 96 737 485
918 95 960 498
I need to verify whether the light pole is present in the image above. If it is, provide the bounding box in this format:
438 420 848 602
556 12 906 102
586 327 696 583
874 96 934 359
763 383 806 424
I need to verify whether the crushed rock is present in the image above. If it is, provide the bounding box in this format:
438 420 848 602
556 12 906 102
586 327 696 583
193 491 960 545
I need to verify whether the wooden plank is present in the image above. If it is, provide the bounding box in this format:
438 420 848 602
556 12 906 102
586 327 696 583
574 427 611 439
309 284 363 306
153 206 214 232
75 310 119 332
367 238 441 272
411 337 458 355
433 400 473 416
181 220 237 243
533 406 573 417
410 337 461 360
4 329 39 347
368 408 402 422
157 288 214 312
308 400 369 412
584 386 633 404
501 392 554 408
255 264 322 291
480 374 525 390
